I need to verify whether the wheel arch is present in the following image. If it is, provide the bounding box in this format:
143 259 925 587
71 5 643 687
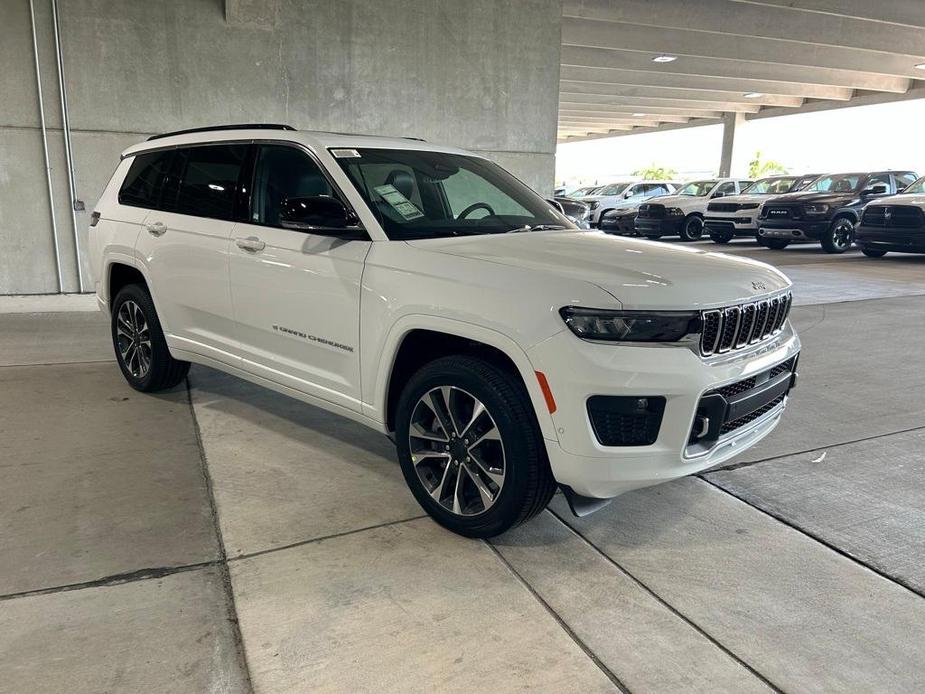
372 317 557 441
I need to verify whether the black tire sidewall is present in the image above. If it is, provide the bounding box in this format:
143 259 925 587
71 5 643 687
394 357 546 537
680 215 704 241
709 230 732 244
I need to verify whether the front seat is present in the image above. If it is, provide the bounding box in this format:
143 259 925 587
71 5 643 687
385 169 415 200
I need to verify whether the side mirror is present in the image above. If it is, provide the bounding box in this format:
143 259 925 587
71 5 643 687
279 196 364 236
712 191 726 198
862 184 888 197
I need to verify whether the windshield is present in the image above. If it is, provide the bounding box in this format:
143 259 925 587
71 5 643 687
901 177 925 194
597 183 631 196
805 174 864 193
741 177 799 195
794 175 820 191
677 180 718 196
332 148 573 240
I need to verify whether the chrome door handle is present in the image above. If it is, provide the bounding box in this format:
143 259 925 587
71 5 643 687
144 221 167 236
235 236 266 252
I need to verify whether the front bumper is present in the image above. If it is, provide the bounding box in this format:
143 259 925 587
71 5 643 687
528 325 800 499
599 213 638 235
757 218 830 241
704 216 757 236
635 216 684 236
855 224 925 254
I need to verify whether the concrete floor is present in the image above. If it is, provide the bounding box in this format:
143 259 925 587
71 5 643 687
2 241 924 693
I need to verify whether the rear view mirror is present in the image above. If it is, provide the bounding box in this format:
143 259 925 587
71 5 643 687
280 196 365 237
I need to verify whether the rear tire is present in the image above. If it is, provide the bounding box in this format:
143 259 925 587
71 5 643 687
757 236 791 250
395 355 556 538
861 248 887 258
821 217 855 254
111 284 190 392
678 214 705 241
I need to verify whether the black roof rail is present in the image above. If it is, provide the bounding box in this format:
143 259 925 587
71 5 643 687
146 123 296 142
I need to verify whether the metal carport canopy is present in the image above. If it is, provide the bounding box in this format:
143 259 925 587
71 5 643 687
557 0 925 143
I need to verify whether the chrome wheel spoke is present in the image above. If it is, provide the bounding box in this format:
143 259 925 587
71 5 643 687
408 385 505 517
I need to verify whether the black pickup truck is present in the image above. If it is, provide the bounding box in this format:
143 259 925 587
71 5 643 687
756 170 918 253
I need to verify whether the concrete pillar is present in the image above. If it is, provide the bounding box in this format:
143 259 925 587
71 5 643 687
719 112 745 177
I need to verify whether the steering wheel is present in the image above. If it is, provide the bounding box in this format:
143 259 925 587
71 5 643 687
457 202 496 219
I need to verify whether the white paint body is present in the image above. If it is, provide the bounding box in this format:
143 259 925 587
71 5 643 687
582 180 677 226
645 178 753 219
89 130 800 500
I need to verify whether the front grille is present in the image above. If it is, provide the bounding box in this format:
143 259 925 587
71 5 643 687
762 204 799 220
587 396 665 446
720 394 785 435
708 202 740 213
862 205 925 228
700 293 792 357
637 203 666 219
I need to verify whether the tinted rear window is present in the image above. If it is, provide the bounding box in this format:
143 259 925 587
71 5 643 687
162 144 248 220
119 151 172 208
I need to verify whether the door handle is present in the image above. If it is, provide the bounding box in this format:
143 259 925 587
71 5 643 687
144 221 167 236
235 236 266 252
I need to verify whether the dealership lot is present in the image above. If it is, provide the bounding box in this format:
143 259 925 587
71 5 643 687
3 243 923 693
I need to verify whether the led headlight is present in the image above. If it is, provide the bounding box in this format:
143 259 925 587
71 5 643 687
666 207 684 216
560 307 698 342
802 203 830 215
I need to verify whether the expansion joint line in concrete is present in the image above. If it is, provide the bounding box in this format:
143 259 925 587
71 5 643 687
484 540 631 693
544 508 786 694
185 377 257 694
697 475 925 601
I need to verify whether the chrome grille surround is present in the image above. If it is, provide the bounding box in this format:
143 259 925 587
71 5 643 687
700 292 792 357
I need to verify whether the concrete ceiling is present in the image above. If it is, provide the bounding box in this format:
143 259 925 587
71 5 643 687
557 0 925 142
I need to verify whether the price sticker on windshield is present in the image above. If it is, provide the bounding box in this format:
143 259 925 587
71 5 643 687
374 184 424 220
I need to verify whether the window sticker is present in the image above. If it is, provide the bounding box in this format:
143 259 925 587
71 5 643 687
331 148 361 159
373 184 424 220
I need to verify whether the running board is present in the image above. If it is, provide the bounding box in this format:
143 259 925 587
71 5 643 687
560 485 613 517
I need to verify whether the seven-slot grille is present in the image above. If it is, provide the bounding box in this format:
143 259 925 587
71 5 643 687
700 293 792 356
862 205 925 228
637 203 666 219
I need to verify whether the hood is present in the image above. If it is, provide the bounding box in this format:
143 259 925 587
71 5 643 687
406 231 791 310
766 191 855 205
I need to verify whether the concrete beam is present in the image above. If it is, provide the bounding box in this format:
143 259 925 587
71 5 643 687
563 17 925 81
560 92 762 114
559 65 854 101
562 0 925 57
560 104 713 120
558 97 722 119
729 0 925 32
557 117 724 143
561 46 911 94
560 80 804 108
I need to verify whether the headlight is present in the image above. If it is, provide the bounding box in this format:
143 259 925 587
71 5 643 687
741 203 759 210
666 207 684 216
802 203 830 215
560 307 698 342
579 207 590 220
589 201 600 211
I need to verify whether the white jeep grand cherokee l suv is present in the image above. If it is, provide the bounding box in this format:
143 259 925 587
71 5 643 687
89 125 800 538
635 178 753 241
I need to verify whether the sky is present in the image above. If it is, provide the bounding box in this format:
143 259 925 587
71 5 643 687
555 98 925 187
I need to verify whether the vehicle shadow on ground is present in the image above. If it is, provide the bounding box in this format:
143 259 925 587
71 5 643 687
187 364 397 464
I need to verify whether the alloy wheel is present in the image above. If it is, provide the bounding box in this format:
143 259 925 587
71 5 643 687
408 386 505 517
116 300 152 379
831 219 853 250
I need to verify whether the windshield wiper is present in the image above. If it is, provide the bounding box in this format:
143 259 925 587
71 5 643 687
506 224 567 233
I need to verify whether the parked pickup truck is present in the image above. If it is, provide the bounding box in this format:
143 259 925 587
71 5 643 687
855 175 925 258
636 178 754 241
756 170 918 253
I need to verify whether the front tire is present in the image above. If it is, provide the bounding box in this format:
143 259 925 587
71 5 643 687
679 214 705 241
861 248 887 258
821 217 855 254
395 355 556 538
111 284 189 392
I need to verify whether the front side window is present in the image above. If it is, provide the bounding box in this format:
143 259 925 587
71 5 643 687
677 180 718 196
715 181 737 196
807 174 863 193
119 151 173 208
250 145 339 227
163 144 248 220
793 175 819 191
896 172 918 190
332 149 572 240
598 183 631 196
900 176 925 194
